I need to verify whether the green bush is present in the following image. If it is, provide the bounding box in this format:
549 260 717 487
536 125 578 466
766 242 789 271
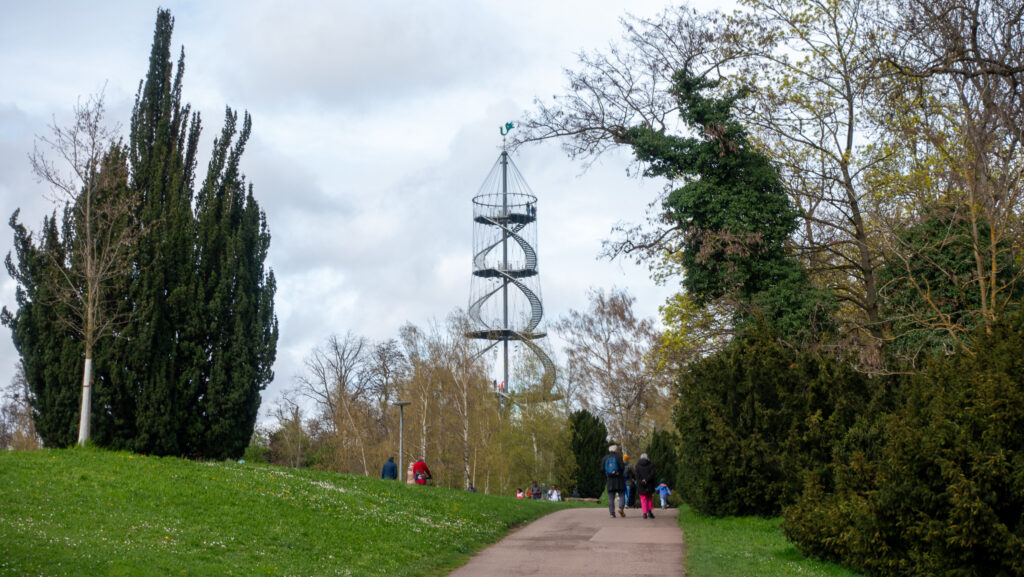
784 312 1024 577
675 320 868 516
645 429 679 495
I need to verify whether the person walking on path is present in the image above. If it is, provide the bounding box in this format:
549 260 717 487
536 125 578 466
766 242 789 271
623 454 636 509
412 457 432 485
380 456 398 480
635 453 657 519
602 444 626 518
656 479 672 509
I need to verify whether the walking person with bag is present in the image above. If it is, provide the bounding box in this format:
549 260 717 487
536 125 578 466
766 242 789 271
602 445 627 518
635 453 657 519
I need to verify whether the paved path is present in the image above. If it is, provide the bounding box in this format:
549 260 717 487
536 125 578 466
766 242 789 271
447 507 685 577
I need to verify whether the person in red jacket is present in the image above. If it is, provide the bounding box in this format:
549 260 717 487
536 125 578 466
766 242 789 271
412 458 432 485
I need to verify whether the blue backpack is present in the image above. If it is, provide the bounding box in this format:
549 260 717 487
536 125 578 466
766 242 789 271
604 455 620 476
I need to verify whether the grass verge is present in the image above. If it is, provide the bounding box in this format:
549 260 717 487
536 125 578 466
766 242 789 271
0 448 581 576
678 505 864 577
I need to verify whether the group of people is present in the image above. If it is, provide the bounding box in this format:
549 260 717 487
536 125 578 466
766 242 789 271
380 456 433 485
380 448 673 516
516 481 567 501
602 445 670 519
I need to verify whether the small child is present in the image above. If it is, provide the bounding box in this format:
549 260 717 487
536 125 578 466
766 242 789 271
655 479 672 509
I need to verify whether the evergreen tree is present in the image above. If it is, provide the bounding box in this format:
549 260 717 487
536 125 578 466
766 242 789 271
567 409 608 498
644 429 679 497
4 9 276 458
193 109 277 459
2 211 81 446
114 8 202 455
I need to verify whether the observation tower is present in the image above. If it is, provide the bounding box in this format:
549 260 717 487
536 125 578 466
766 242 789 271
467 123 555 396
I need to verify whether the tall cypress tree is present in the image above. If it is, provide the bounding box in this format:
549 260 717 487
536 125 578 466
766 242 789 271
116 8 202 455
5 9 276 457
192 109 278 460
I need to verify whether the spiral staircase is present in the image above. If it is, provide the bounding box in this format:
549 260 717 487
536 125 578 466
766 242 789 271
467 149 556 397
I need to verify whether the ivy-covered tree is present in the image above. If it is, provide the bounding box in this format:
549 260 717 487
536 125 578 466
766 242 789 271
622 70 834 339
567 409 608 498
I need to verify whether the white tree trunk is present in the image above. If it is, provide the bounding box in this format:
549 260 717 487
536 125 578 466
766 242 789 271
77 357 93 445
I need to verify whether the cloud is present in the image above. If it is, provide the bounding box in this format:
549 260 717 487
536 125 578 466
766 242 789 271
0 0 687 419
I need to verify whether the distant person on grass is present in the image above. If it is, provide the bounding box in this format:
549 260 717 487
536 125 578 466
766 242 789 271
548 485 562 501
412 457 432 485
531 480 543 500
381 456 398 480
635 453 657 519
602 444 626 518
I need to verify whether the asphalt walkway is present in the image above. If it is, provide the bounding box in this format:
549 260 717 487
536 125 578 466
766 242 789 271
447 507 685 577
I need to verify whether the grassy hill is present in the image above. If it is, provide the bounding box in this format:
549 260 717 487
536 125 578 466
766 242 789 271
0 448 575 576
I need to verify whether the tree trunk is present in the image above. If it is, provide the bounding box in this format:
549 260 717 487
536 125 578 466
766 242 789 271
77 357 93 445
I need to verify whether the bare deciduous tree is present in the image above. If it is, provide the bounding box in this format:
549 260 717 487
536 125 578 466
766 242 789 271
294 332 374 474
0 363 40 451
29 92 137 444
877 0 1024 341
554 287 672 454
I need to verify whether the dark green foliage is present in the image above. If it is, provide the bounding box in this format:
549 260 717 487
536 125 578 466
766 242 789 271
2 212 81 447
4 9 276 459
191 109 278 459
644 429 679 494
624 71 800 307
675 320 869 516
622 70 834 340
567 409 608 498
878 210 1021 364
784 312 1024 577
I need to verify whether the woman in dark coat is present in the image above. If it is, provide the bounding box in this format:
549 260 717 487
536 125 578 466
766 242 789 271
634 453 657 519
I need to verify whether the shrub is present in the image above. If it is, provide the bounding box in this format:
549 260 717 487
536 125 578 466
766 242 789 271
675 320 868 516
784 312 1024 577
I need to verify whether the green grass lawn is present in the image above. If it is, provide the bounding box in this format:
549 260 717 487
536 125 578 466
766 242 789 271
677 505 865 577
0 448 575 576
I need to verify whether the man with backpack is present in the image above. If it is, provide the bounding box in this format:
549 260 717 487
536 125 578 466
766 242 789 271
602 445 627 518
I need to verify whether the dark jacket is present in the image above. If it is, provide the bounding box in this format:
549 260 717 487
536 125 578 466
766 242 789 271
635 457 657 496
381 457 398 480
602 453 626 493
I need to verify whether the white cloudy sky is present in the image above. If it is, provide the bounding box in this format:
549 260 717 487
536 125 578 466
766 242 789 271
0 1 706 418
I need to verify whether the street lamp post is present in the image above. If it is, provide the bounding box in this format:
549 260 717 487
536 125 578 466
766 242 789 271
391 401 410 475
